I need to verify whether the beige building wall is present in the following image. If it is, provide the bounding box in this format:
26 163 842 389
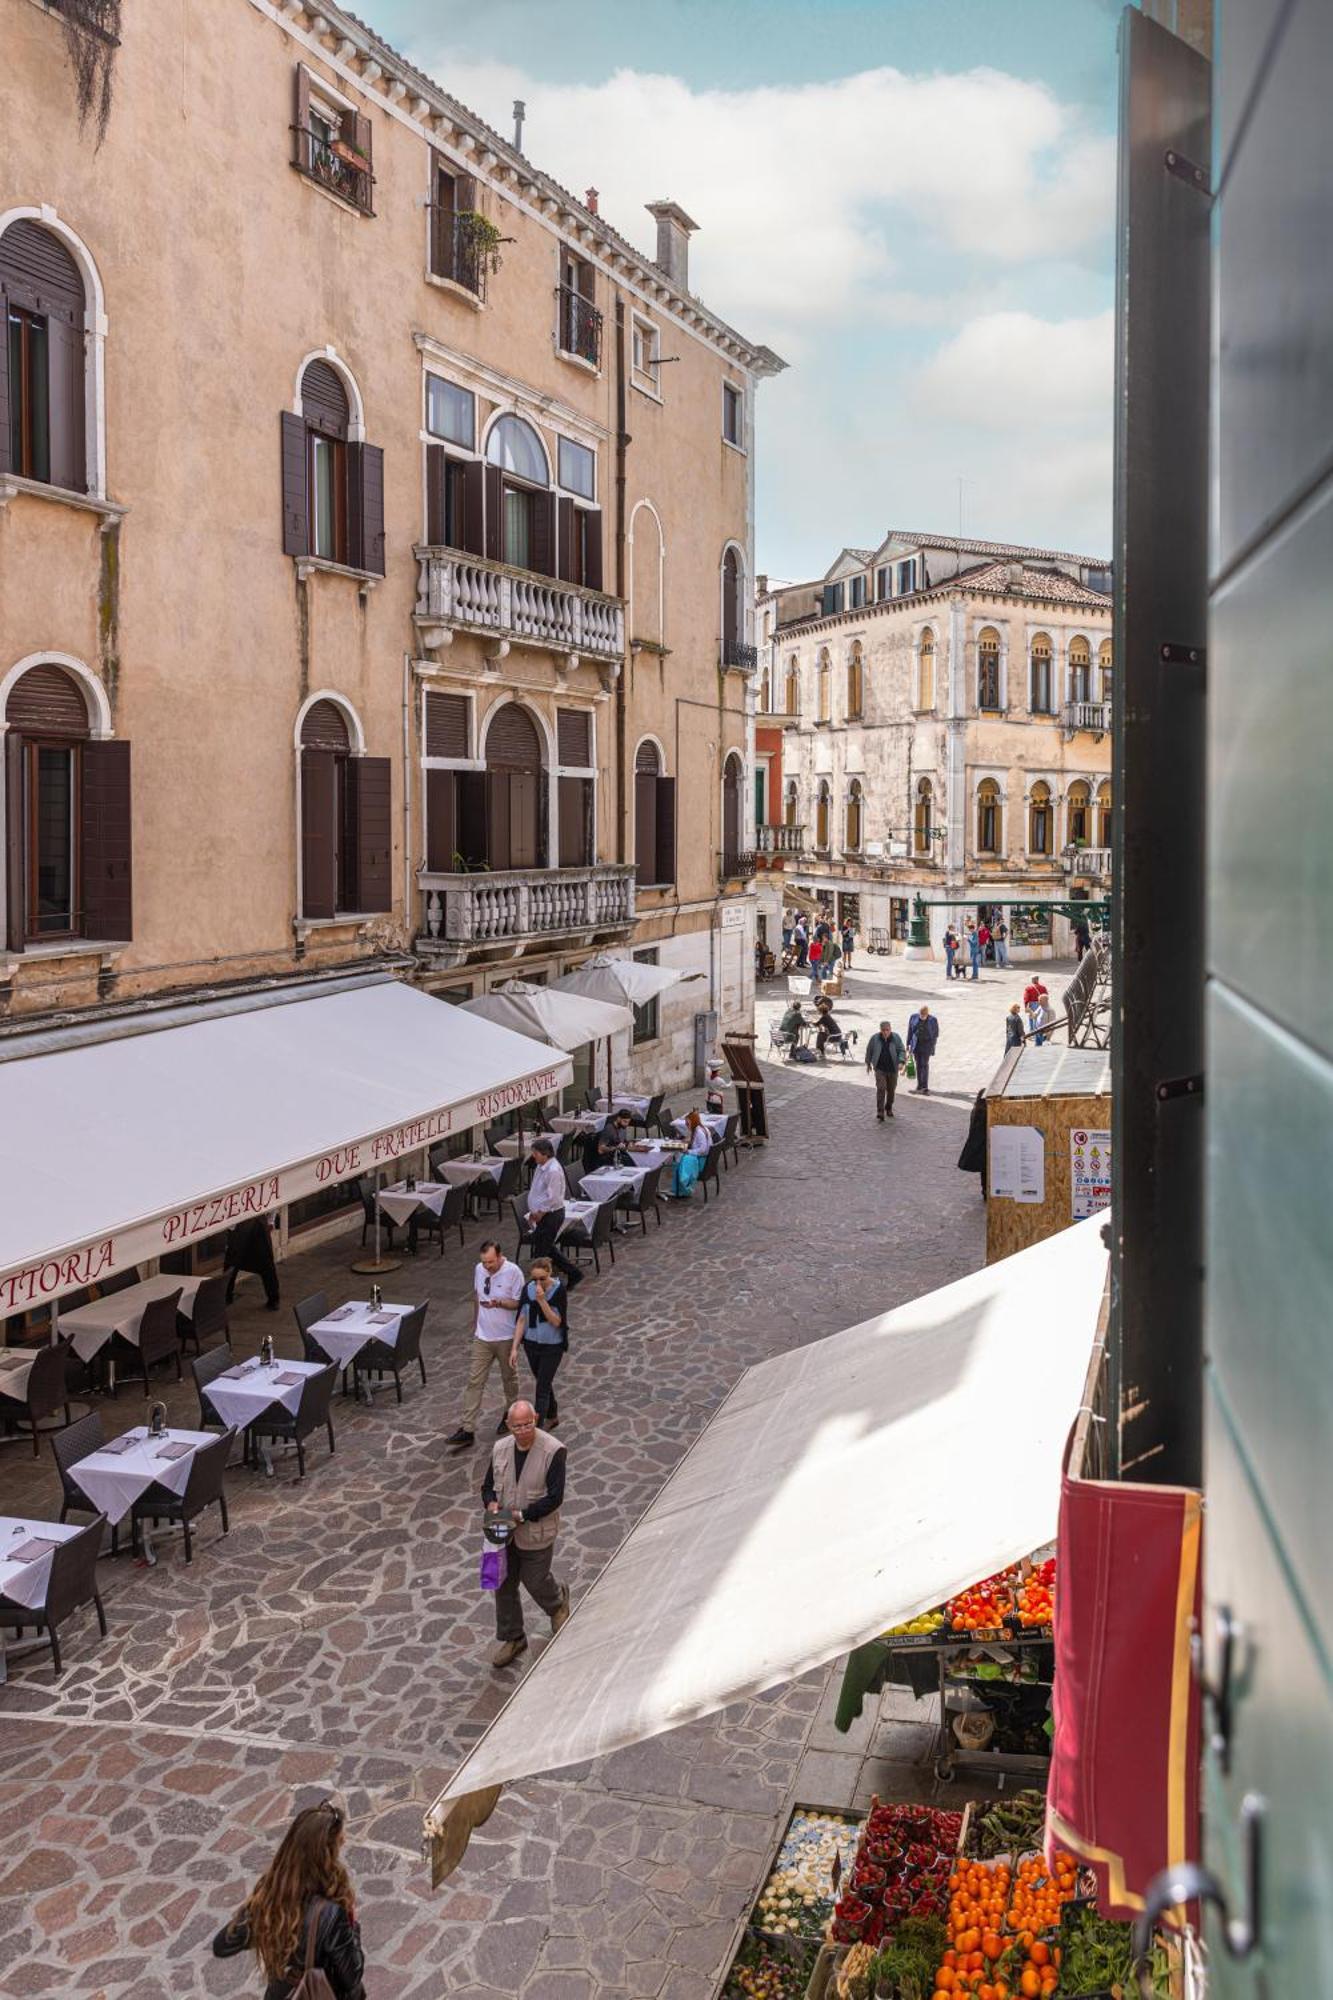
0 0 779 1089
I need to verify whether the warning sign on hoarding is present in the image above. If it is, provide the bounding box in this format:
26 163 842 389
1070 1128 1111 1220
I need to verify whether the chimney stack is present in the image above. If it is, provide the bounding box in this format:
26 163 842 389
646 199 699 293
585 187 599 215
512 99 526 151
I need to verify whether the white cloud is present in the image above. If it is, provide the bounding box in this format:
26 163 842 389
407 54 1115 333
916 310 1114 432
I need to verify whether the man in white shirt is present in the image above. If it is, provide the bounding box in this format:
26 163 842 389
525 1137 584 1290
446 1240 525 1450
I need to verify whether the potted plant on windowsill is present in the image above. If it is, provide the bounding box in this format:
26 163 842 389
457 210 508 277
332 138 369 168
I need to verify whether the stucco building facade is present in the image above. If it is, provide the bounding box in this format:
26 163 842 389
760 534 1113 957
1 0 781 1118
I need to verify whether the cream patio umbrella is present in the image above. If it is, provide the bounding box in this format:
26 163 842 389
554 955 700 1099
461 981 635 1135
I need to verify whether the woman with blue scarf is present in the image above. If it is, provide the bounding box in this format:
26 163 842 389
667 1110 711 1199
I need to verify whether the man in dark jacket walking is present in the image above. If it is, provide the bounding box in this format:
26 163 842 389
906 1004 939 1094
865 1020 905 1121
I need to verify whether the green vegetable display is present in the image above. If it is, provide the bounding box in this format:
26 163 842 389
969 1788 1047 1858
1058 1905 1172 1997
869 1915 947 1997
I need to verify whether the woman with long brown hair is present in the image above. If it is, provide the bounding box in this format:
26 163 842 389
213 1799 365 1998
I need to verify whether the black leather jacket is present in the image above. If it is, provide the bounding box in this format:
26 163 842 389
213 1896 366 2000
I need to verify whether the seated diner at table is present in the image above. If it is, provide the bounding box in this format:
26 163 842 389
581 1110 635 1175
778 999 806 1040
665 1110 710 1200
812 995 842 1055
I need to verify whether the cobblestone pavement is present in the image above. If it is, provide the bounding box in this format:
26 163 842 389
0 956 1073 2000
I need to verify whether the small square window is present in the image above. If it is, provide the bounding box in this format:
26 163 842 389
557 436 596 500
632 317 660 387
722 382 743 445
427 376 475 450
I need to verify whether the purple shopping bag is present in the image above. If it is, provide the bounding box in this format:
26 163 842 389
479 1543 508 1592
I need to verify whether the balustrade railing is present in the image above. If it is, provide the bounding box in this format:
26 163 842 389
1064 700 1109 733
755 823 805 855
1062 846 1113 876
415 549 625 660
417 863 636 950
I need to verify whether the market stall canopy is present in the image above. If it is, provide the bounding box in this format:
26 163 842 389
782 887 826 918
0 974 572 1314
425 1216 1108 1881
461 980 634 1052
554 954 700 1009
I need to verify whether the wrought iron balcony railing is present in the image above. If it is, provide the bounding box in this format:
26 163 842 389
430 211 487 299
557 285 603 367
722 638 759 670
719 850 757 881
293 129 374 214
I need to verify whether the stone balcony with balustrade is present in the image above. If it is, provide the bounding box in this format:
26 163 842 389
1061 846 1113 878
1062 699 1109 735
414 548 625 666
755 822 804 865
416 863 637 966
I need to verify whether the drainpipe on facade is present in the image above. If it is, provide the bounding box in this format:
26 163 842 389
402 653 414 946
614 298 629 866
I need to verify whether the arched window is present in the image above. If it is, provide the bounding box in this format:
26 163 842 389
1030 633 1053 714
913 777 933 854
785 657 800 716
758 665 772 712
1096 780 1112 848
815 778 831 851
0 220 87 491
976 779 1001 856
483 701 546 871
846 643 864 719
298 697 388 918
918 629 936 710
3 661 128 948
485 414 552 573
1028 780 1053 856
845 779 864 851
1066 779 1091 847
1069 636 1092 705
281 354 383 574
977 627 1001 710
721 547 746 665
1098 639 1113 706
634 738 675 885
783 778 798 828
816 648 831 723
722 752 745 872
298 360 351 563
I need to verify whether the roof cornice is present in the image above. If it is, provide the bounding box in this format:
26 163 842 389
252 0 785 378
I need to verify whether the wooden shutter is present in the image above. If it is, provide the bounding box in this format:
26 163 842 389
350 755 391 912
426 444 447 545
487 770 511 869
425 768 457 871
484 464 504 562
556 708 591 767
508 771 540 869
300 749 336 918
583 508 603 592
425 691 469 759
80 740 132 940
293 65 311 168
0 286 9 477
634 771 657 883
6 664 90 735
459 458 485 557
280 412 309 557
300 360 349 439
457 769 488 867
723 767 740 856
655 776 677 884
556 496 576 584
351 112 373 178
45 316 86 492
456 172 477 217
347 442 384 575
558 775 593 867
529 490 555 578
4 731 25 951
485 703 541 767
634 739 660 775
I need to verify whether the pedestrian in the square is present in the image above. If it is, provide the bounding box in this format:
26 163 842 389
841 921 856 970
957 1089 989 1197
484 1400 569 1668
993 917 1009 968
1073 915 1092 960
212 1797 365 1998
943 924 960 981
794 917 809 967
807 932 824 996
1032 992 1055 1047
865 1019 905 1121
510 1257 567 1428
906 1004 939 1094
446 1240 525 1451
525 1137 584 1289
978 917 992 964
223 1214 281 1312
1005 1002 1025 1051
966 918 982 980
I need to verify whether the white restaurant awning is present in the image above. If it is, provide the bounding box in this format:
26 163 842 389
0 975 572 1315
425 1216 1108 1880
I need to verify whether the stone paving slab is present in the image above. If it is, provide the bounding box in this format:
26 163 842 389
0 958 1069 1998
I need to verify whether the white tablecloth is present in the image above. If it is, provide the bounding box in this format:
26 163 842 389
556 1200 599 1241
0 1353 39 1403
597 1094 651 1117
377 1182 449 1226
579 1166 648 1204
671 1113 729 1141
307 1301 411 1368
67 1426 217 1527
496 1131 559 1159
625 1145 679 1174
0 1517 82 1613
202 1358 327 1431
59 1275 207 1363
550 1112 607 1134
434 1157 505 1188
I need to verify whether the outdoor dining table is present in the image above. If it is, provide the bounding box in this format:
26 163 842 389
58 1274 206 1366
671 1112 729 1142
0 1350 40 1403
0 1517 84 1682
376 1179 450 1228
626 1142 682 1173
200 1355 327 1433
556 1199 600 1242
549 1111 607 1135
65 1424 217 1529
579 1165 649 1205
433 1156 506 1189
595 1094 652 1117
495 1131 560 1159
305 1300 412 1370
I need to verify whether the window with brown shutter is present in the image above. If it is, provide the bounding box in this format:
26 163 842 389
292 66 374 216
558 775 593 866
0 220 87 491
425 691 469 760
286 361 383 573
483 703 545 871
347 441 385 576
556 708 591 768
633 740 672 885
349 755 391 912
430 165 484 297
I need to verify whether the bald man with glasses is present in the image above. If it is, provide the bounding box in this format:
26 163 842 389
482 1399 570 1667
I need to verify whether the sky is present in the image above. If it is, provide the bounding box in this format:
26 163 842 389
371 0 1122 582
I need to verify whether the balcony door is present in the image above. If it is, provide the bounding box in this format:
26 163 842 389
485 702 545 871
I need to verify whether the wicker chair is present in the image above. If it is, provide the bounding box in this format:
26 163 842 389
0 1518 107 1677
249 1363 339 1478
626 1165 664 1234
562 1200 617 1275
130 1428 235 1563
698 1145 723 1204
358 1180 398 1250
293 1293 328 1339
349 1304 428 1405
475 1157 520 1220
626 1092 665 1137
718 1112 742 1171
179 1272 230 1355
411 1182 467 1255
0 1343 71 1456
110 1289 183 1398
510 1196 536 1262
51 1412 118 1557
191 1344 237 1434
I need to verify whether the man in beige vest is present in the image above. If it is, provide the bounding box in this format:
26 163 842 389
482 1400 570 1668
